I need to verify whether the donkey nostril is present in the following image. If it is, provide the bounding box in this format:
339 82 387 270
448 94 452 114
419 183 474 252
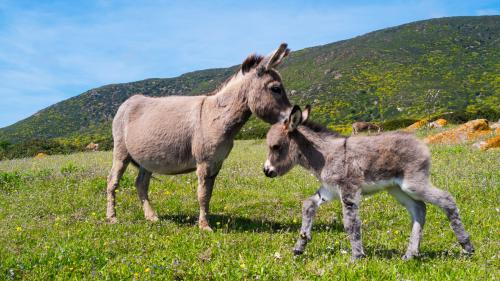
263 164 277 178
263 167 269 176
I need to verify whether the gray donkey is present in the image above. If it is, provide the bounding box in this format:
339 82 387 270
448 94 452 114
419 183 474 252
107 43 292 231
263 105 474 260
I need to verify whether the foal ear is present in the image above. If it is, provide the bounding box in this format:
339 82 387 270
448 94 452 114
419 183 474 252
302 105 311 123
285 105 302 132
263 43 290 70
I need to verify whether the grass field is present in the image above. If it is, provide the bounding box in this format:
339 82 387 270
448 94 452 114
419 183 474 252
0 140 499 280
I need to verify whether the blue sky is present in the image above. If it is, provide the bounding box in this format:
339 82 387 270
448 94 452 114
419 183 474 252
0 0 498 128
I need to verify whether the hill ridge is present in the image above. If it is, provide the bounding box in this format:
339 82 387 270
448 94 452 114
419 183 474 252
1 15 498 143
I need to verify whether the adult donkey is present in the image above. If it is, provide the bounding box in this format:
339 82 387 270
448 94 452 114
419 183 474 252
107 43 292 231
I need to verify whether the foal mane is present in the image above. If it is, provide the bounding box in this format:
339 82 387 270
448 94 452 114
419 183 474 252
302 120 340 137
207 54 264 96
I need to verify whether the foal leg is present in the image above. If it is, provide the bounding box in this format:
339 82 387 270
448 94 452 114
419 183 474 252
196 162 218 231
135 167 158 222
339 186 365 260
106 151 130 223
388 186 426 260
293 186 337 255
402 178 474 254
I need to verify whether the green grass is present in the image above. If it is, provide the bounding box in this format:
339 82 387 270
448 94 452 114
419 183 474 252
0 140 499 280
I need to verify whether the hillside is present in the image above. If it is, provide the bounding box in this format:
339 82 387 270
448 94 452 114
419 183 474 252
1 16 499 143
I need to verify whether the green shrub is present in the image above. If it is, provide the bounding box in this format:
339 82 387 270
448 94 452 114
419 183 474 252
380 118 420 130
60 162 82 176
0 171 23 192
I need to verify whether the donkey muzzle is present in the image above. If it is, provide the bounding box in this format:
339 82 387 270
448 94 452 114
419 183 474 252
263 166 277 178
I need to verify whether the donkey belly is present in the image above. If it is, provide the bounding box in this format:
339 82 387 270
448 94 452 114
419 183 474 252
122 96 202 175
362 178 402 195
138 155 197 175
127 136 197 175
142 162 197 175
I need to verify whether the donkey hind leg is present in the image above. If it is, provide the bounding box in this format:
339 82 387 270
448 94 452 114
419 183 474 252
388 186 426 260
339 186 365 260
294 186 337 255
135 167 158 222
402 179 474 254
106 153 130 223
196 162 219 231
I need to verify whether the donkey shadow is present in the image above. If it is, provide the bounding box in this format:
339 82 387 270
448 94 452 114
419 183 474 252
159 214 466 260
159 213 344 233
321 245 465 260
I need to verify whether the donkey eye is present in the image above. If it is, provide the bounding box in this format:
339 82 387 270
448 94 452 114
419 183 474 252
271 144 280 151
270 86 281 94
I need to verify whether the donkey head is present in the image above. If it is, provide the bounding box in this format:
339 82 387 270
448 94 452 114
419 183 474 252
241 43 292 124
264 105 310 177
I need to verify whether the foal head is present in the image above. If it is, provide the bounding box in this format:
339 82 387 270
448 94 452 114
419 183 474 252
264 105 311 177
238 43 292 124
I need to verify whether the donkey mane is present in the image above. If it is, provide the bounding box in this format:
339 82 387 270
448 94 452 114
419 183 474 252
207 54 264 96
241 54 264 74
301 120 340 137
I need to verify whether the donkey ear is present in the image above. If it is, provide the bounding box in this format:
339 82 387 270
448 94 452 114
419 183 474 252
302 105 311 123
285 105 302 132
263 43 290 70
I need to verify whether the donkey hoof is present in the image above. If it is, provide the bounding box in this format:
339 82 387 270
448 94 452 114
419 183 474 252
107 217 118 224
462 247 475 256
293 249 304 256
146 215 159 222
402 254 416 261
199 224 214 232
462 244 475 255
350 253 366 262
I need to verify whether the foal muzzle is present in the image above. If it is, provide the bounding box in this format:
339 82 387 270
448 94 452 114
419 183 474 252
263 166 277 178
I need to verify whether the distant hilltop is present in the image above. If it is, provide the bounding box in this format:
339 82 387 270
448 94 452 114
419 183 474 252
1 16 499 143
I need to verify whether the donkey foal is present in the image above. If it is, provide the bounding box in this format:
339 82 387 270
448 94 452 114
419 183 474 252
263 106 474 260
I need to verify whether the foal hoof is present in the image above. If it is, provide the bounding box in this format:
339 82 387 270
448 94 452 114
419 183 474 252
350 253 366 262
402 254 416 261
462 244 475 255
293 249 304 256
107 217 118 224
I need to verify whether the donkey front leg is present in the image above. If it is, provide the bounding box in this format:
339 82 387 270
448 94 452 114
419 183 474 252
106 153 130 224
294 186 336 255
135 167 158 222
196 163 219 231
340 187 365 260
